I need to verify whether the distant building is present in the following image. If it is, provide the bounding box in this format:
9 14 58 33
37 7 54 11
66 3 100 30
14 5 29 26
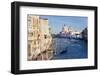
59 24 72 37
59 24 81 39
27 15 53 60
81 27 87 41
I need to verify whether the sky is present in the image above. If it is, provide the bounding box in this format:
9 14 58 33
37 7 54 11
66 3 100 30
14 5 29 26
40 15 88 34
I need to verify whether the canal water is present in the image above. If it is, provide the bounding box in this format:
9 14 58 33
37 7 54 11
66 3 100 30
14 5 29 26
52 38 88 60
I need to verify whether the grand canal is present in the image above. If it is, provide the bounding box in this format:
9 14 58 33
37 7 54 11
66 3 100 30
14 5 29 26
52 38 88 59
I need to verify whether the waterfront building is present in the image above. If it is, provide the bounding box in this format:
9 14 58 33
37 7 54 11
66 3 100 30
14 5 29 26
59 24 72 37
71 31 82 39
27 15 53 60
81 27 87 41
39 18 53 60
58 24 82 39
27 15 40 60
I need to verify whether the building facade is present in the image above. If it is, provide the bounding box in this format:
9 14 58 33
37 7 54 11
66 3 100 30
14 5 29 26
27 15 53 60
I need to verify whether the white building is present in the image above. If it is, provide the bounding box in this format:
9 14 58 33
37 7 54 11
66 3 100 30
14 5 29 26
60 24 81 38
